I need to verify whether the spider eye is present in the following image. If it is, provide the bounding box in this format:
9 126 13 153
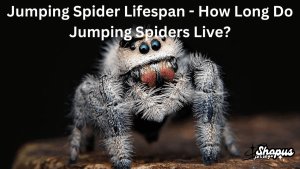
161 37 166 41
130 42 136 50
139 43 149 54
151 40 161 51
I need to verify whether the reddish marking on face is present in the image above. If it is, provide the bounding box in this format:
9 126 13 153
141 72 156 88
159 68 174 82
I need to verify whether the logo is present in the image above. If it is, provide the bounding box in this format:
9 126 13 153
244 143 295 160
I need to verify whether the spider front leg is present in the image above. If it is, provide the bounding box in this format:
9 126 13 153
191 55 227 165
89 74 133 169
69 76 97 165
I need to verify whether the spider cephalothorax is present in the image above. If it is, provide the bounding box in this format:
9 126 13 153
68 32 240 169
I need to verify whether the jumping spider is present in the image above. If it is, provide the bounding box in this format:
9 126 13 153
68 33 240 168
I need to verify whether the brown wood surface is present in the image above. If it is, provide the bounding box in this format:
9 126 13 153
13 113 300 169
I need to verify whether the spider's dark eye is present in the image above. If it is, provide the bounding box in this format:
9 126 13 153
161 37 166 41
139 43 149 54
130 42 136 50
151 40 161 51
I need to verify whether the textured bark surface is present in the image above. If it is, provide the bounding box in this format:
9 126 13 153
13 113 300 169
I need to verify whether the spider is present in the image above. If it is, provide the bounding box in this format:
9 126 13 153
68 32 240 169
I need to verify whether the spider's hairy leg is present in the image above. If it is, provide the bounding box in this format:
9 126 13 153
89 74 133 169
191 55 229 166
128 82 164 122
69 75 98 165
223 121 240 157
161 70 194 116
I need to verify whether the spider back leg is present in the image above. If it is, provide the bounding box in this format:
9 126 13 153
222 121 240 157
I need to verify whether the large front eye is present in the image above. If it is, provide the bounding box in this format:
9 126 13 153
151 40 161 51
139 43 149 54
